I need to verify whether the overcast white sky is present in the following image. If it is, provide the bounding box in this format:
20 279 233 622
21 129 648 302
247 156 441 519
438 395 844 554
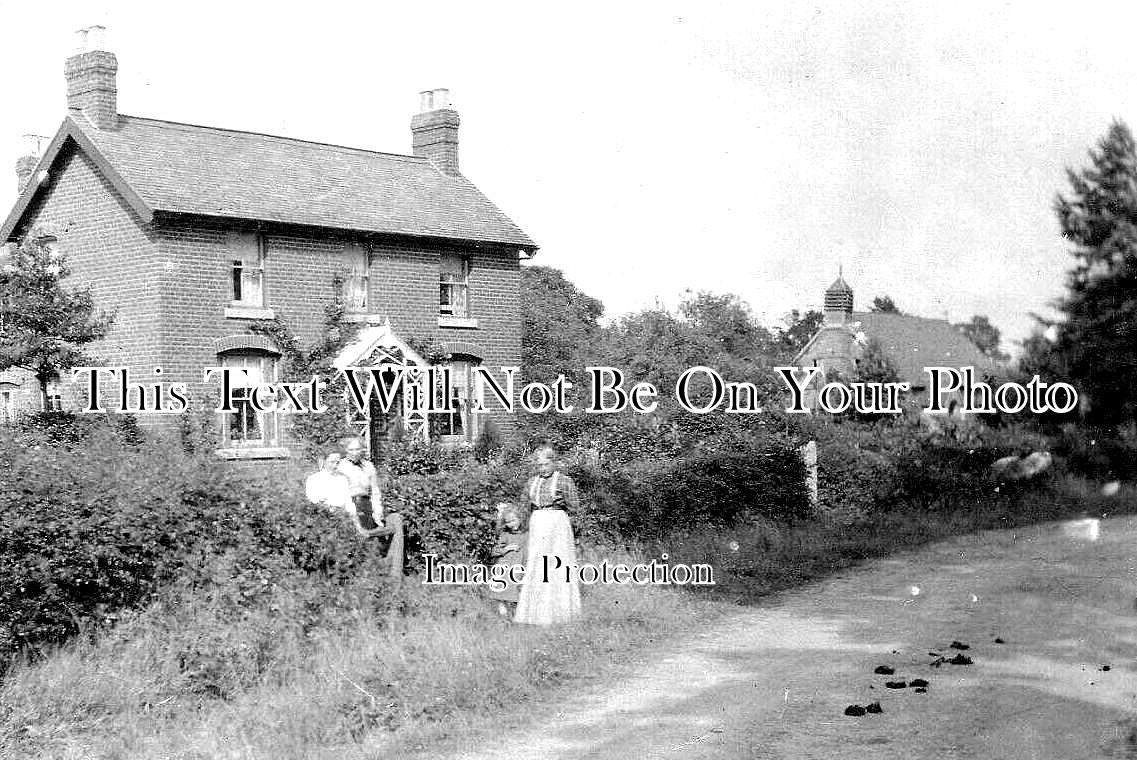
2 1 1136 352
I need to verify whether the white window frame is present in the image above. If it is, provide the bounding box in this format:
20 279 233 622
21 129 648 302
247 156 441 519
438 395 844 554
218 352 280 451
343 243 370 313
439 254 469 318
431 359 480 444
229 232 266 308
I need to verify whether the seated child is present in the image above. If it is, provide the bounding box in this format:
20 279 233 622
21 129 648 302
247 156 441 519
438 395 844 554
488 504 527 618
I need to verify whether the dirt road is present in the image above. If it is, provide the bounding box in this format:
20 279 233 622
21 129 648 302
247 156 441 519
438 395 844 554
447 516 1137 759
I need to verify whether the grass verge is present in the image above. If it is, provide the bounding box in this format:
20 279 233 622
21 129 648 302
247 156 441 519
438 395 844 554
0 473 1122 758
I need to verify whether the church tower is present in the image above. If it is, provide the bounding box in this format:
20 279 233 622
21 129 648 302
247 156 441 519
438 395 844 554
823 272 854 325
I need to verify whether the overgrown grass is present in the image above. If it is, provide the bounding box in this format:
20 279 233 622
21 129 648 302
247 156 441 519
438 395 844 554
0 553 716 759
0 415 1127 758
663 473 1124 601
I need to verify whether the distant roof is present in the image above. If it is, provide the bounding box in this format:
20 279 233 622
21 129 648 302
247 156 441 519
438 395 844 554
3 115 536 250
849 311 1000 386
826 276 853 294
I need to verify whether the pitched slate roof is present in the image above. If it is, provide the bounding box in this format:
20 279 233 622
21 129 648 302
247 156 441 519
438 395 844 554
846 312 1000 387
3 115 536 249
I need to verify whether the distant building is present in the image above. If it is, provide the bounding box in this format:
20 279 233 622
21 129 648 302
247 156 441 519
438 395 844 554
793 275 1000 412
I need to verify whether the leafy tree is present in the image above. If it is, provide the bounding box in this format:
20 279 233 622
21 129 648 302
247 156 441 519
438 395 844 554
854 337 900 384
1050 120 1137 424
603 291 781 412
870 295 901 314
1017 329 1059 379
776 309 824 358
521 266 604 385
603 303 702 392
955 315 1009 361
851 337 902 420
0 238 113 409
678 290 774 361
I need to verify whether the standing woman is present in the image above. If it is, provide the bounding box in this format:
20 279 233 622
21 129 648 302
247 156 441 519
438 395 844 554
515 445 582 625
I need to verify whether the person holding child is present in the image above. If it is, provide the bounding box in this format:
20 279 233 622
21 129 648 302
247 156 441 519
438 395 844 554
488 504 527 618
514 445 582 625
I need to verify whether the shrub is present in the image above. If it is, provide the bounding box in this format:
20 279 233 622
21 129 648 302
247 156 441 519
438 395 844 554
473 418 504 463
385 465 516 569
384 439 471 477
653 444 810 528
1052 424 1137 480
563 432 808 541
0 423 385 664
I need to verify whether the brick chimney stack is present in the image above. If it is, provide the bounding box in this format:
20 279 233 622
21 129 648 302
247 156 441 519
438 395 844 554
15 134 47 194
410 89 460 176
65 26 118 130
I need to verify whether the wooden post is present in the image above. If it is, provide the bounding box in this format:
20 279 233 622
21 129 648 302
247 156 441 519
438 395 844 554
385 513 405 578
800 440 818 509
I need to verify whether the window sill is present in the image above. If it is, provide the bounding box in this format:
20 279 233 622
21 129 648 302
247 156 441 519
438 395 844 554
434 436 473 449
215 446 290 460
225 305 276 320
344 313 389 324
438 316 478 329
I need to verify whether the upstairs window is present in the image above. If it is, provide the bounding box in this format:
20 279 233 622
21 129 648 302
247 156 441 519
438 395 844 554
439 254 468 317
229 232 265 307
343 243 370 312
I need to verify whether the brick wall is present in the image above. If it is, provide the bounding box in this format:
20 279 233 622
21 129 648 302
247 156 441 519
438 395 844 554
6 150 522 452
12 142 162 415
0 370 40 419
457 248 521 438
155 217 522 451
798 325 858 379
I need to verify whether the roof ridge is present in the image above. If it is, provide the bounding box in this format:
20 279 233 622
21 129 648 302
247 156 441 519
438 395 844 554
853 311 951 324
114 114 429 163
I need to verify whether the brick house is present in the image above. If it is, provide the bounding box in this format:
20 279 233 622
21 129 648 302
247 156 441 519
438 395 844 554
794 275 1000 413
0 29 537 461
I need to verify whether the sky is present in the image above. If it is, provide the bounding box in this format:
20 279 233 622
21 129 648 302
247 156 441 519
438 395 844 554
2 1 1136 354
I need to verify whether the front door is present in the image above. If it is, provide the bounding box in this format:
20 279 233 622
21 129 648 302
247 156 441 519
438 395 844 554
367 378 404 463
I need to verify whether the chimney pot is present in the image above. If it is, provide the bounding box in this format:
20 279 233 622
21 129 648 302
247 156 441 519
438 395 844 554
15 133 49 194
410 87 460 175
22 134 45 157
65 27 118 129
15 155 38 195
75 25 108 53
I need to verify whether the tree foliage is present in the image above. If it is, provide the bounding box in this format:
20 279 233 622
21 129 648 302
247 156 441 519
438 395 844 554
0 238 114 408
1050 120 1137 424
249 288 361 463
601 291 780 411
776 309 824 358
954 315 1009 361
677 290 772 361
521 266 604 385
870 295 901 314
854 337 900 385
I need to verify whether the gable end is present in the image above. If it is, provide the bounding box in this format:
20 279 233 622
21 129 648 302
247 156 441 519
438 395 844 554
1 117 153 242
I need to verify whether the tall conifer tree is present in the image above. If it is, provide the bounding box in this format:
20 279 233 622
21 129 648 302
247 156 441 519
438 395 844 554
1052 121 1137 424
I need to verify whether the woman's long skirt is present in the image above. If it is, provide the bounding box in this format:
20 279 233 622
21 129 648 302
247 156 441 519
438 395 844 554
514 509 581 625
